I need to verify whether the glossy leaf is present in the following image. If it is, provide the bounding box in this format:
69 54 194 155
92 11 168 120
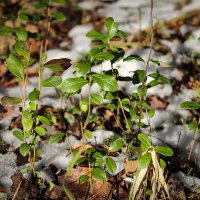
49 132 65 144
0 96 21 106
6 54 24 81
15 27 28 41
86 29 107 41
93 52 114 61
124 54 145 63
79 175 90 184
105 17 118 39
91 94 103 105
109 138 124 152
92 73 118 92
188 121 198 131
37 115 50 126
20 143 30 156
159 158 166 169
91 168 107 180
180 101 200 110
148 73 170 84
13 130 24 142
138 153 151 171
61 77 88 93
51 12 66 21
42 76 62 87
155 146 173 156
35 126 46 136
105 157 117 173
28 88 39 101
85 130 93 139
73 60 91 74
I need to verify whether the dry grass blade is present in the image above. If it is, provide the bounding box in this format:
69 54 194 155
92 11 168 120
12 180 22 200
151 149 170 199
129 167 148 200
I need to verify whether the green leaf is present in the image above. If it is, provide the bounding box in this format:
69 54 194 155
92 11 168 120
5 54 24 81
20 143 30 156
180 101 200 110
148 73 170 84
85 130 93 139
0 26 14 36
13 130 24 142
86 29 107 41
0 96 21 106
51 11 66 21
65 146 83 176
93 52 114 61
137 85 147 99
23 166 31 173
91 94 103 105
73 60 91 74
124 54 145 63
92 73 118 92
37 115 50 126
148 109 155 118
138 133 151 152
49 132 65 144
23 118 33 132
105 157 117 173
15 27 28 41
91 152 104 166
28 88 39 101
132 70 145 84
155 146 173 156
42 76 62 87
159 159 166 169
52 0 68 4
80 100 88 112
138 153 151 171
79 175 90 184
91 168 107 180
61 77 88 93
109 138 124 152
35 126 46 136
105 17 118 39
188 121 198 131
29 101 36 111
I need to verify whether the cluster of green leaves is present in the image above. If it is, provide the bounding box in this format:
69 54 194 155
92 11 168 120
137 133 173 170
0 0 68 173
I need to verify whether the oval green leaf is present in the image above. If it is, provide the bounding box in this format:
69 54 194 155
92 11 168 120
109 138 124 152
92 73 118 92
35 126 46 136
13 130 24 142
105 157 117 173
20 143 30 157
5 54 24 81
48 132 65 144
37 115 50 126
180 101 200 110
61 77 88 93
91 168 107 180
155 146 173 157
42 76 62 87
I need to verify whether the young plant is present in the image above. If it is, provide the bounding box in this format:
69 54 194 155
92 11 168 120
129 133 173 200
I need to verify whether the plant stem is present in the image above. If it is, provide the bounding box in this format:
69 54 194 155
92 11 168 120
138 0 154 132
118 97 131 133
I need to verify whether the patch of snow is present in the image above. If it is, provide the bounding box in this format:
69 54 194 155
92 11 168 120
0 129 23 149
184 39 200 52
0 152 17 189
88 130 114 145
